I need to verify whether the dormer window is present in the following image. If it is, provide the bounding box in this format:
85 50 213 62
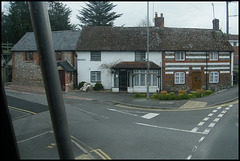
135 51 145 61
210 52 218 61
175 51 185 61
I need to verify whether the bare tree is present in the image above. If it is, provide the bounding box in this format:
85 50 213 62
137 16 153 27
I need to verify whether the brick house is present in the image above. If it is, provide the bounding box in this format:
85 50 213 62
11 30 80 91
76 13 234 93
228 34 239 69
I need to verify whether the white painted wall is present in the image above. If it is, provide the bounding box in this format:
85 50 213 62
77 51 162 90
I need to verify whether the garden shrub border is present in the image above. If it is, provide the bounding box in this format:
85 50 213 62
134 89 213 100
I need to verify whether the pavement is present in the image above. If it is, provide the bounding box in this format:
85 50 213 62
4 83 239 110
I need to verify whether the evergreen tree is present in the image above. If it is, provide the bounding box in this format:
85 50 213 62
77 1 122 26
7 1 32 44
1 1 74 44
48 2 73 31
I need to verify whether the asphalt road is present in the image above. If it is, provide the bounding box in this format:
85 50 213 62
6 90 239 159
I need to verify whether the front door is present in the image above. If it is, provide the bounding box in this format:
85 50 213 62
119 70 127 91
58 70 65 91
192 72 201 90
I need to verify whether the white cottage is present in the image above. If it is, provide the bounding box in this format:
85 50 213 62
76 14 234 93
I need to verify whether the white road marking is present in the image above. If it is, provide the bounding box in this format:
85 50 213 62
74 107 109 119
141 113 159 119
208 123 216 128
108 108 138 117
197 122 205 126
228 105 233 107
221 110 227 114
208 113 214 116
203 117 209 121
186 155 192 160
213 118 220 122
198 136 205 143
217 106 222 110
17 131 52 143
218 114 224 118
225 107 230 110
192 146 198 152
203 128 211 134
134 122 206 134
191 127 199 132
212 109 218 113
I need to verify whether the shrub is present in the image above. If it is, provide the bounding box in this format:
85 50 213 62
170 92 175 95
182 93 189 99
196 89 205 98
178 90 187 95
191 91 197 98
134 93 146 98
191 91 196 95
188 94 193 99
178 93 184 100
78 81 86 89
161 91 168 94
204 90 212 96
174 94 181 100
153 93 158 98
168 93 175 100
157 94 167 100
93 82 104 91
195 92 202 98
196 89 205 94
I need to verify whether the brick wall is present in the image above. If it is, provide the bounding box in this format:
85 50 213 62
162 51 232 92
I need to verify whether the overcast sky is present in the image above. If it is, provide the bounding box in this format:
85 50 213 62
1 1 239 34
62 1 239 34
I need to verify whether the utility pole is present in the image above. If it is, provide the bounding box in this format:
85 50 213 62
146 1 150 100
226 1 229 40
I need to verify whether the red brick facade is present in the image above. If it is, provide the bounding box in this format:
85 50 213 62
162 51 232 92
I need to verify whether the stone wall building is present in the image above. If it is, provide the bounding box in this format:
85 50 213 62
11 30 80 91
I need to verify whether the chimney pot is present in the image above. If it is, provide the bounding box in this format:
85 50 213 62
154 12 164 28
212 19 219 31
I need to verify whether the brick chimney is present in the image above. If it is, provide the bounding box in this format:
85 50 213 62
212 18 219 31
155 12 164 28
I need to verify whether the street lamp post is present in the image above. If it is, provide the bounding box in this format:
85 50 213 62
146 1 150 100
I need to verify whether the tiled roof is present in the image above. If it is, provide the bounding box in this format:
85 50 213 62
11 30 80 51
111 61 161 69
57 60 76 72
76 26 234 52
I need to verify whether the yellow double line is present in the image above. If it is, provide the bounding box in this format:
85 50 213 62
71 135 111 160
8 105 37 115
91 149 111 160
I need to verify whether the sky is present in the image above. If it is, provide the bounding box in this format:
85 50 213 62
1 1 239 35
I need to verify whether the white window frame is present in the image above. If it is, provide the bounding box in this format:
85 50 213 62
175 72 185 84
134 70 146 87
209 71 219 83
175 51 185 61
135 51 146 62
91 51 101 61
134 70 158 87
149 70 158 87
210 52 218 61
91 71 101 82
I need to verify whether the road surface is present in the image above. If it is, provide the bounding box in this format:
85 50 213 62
6 90 238 159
